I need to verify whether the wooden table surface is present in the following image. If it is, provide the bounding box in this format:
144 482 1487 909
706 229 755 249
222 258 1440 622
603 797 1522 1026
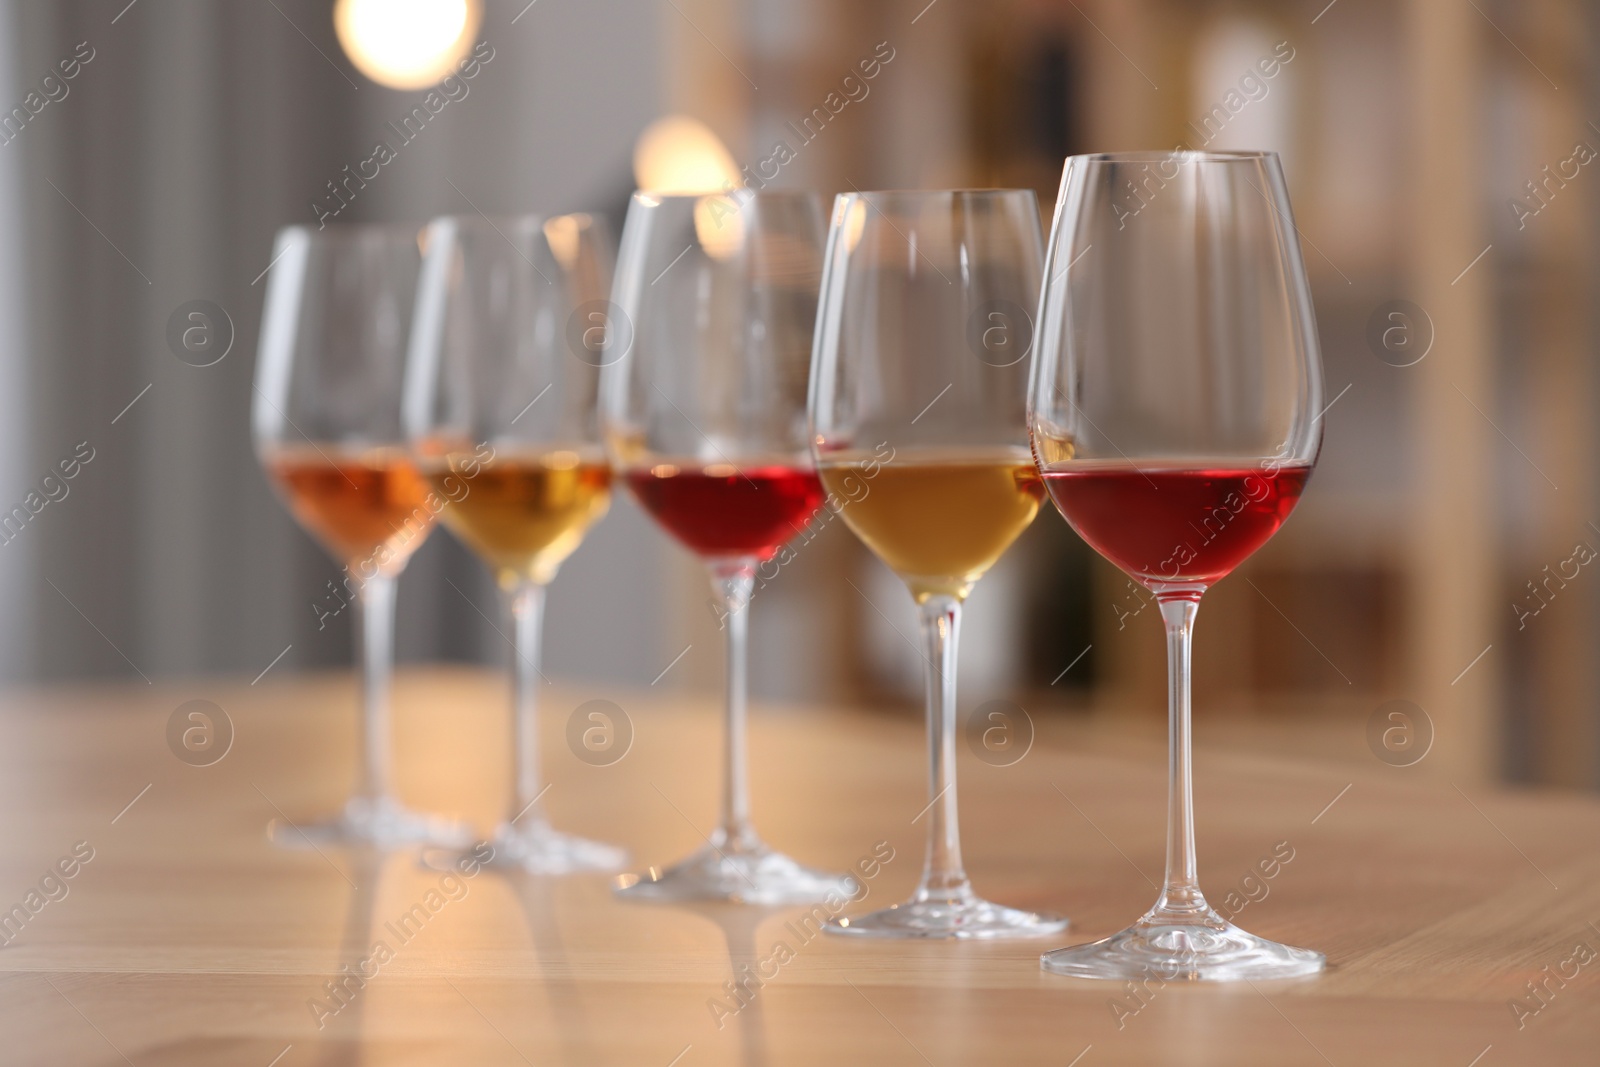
0 667 1596 1065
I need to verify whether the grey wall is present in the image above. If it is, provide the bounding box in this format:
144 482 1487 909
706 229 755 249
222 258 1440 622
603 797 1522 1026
0 0 671 688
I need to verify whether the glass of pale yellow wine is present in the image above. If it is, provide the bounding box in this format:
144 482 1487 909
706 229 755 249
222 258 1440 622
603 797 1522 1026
404 212 626 873
809 189 1068 938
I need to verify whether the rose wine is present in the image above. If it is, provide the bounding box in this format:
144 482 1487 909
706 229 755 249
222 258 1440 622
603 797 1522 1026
265 446 435 570
1041 463 1312 586
422 450 611 585
625 462 823 561
818 450 1044 602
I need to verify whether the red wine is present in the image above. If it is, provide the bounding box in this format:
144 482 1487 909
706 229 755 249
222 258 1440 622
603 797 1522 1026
1041 464 1311 585
626 462 824 561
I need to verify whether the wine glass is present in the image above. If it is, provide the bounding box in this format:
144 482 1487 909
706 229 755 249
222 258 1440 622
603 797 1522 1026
254 223 470 850
1029 150 1325 980
809 189 1069 940
600 190 856 904
404 212 628 873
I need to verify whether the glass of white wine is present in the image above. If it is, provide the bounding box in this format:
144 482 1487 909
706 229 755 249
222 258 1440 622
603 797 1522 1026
808 190 1069 938
404 212 627 873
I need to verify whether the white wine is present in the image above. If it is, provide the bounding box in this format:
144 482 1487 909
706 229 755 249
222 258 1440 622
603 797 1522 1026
424 449 611 585
819 449 1042 601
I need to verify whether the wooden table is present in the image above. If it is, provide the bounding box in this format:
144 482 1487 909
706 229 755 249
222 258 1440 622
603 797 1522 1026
0 668 1596 1065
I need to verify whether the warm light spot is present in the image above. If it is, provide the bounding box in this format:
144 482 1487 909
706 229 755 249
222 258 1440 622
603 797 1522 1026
543 215 587 273
703 463 738 478
694 194 746 262
543 450 581 471
633 115 741 194
411 437 451 459
333 0 481 91
648 463 681 479
840 197 869 255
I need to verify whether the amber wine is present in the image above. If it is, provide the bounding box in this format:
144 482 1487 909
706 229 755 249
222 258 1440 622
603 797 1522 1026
819 450 1043 602
424 449 611 585
265 446 436 570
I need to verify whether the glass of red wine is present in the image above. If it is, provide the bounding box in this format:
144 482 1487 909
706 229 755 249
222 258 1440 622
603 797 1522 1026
600 190 856 904
1029 151 1326 981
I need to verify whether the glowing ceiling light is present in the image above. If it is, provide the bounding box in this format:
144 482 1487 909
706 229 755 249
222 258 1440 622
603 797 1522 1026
633 115 741 195
333 0 481 91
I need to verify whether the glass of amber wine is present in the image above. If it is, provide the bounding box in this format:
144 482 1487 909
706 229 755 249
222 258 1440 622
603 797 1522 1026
254 223 469 850
1030 151 1324 980
404 212 628 873
601 190 855 904
809 189 1068 938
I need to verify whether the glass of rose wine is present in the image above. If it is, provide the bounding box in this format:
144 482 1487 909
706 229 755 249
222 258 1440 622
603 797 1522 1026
1030 151 1325 980
404 212 628 873
809 189 1068 939
600 190 855 904
254 223 469 850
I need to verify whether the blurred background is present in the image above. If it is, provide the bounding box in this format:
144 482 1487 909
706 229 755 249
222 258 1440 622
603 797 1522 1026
0 0 1594 788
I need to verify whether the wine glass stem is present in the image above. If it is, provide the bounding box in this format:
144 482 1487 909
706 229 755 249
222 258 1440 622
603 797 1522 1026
507 578 547 826
354 572 398 805
917 595 971 901
709 560 757 847
1154 592 1208 921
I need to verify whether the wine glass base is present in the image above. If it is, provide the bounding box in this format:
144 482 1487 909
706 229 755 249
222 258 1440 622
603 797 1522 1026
1041 912 1325 981
617 838 857 906
267 795 473 852
827 892 1068 940
423 821 629 876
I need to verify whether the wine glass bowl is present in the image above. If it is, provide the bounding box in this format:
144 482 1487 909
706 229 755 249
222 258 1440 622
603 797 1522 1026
254 222 470 851
602 190 856 905
404 211 628 874
1029 151 1325 980
809 189 1068 939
